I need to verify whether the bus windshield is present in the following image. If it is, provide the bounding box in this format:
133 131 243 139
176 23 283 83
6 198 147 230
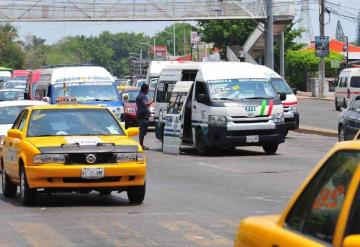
53 82 119 102
207 79 276 101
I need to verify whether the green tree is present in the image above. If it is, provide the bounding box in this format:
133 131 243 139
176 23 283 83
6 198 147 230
0 23 24 69
24 35 49 69
153 23 194 56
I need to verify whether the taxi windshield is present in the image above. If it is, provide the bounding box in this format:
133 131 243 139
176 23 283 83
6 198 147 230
207 79 276 101
0 90 24 101
271 78 293 94
27 109 124 137
53 82 119 102
0 105 27 124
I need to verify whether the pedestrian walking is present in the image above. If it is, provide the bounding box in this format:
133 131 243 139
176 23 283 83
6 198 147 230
239 47 246 62
136 84 153 150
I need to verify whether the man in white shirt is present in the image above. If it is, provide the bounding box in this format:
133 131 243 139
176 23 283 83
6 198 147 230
239 47 246 62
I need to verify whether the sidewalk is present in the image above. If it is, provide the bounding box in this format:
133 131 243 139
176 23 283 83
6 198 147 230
294 125 337 138
296 91 334 101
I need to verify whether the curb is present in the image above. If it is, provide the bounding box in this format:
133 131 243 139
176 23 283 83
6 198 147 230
297 96 334 102
294 125 337 137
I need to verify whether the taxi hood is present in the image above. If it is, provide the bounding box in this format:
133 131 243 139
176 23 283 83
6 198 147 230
27 135 140 151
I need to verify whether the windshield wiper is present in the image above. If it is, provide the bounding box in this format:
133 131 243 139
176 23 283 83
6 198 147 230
212 97 233 100
242 97 273 100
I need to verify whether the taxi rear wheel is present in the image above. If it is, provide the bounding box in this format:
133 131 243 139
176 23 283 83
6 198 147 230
2 169 17 198
127 183 145 204
19 165 36 206
262 143 278 155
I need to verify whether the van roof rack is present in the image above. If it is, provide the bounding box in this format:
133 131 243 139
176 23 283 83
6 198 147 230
41 64 94 68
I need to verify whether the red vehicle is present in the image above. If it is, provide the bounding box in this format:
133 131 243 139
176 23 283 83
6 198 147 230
122 87 155 129
11 70 31 81
24 69 41 100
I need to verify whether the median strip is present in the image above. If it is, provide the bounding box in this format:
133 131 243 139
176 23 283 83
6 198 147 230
294 125 337 137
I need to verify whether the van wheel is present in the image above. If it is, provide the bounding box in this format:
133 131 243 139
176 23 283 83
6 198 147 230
19 165 36 206
335 99 341 111
196 129 208 156
2 169 17 198
127 183 145 204
263 143 278 155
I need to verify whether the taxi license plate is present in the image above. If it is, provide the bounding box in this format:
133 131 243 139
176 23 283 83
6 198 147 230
81 168 104 179
246 135 259 143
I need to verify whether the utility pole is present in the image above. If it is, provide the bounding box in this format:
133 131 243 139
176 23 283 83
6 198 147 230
173 24 176 56
265 0 274 69
319 0 325 98
344 36 349 68
153 38 156 60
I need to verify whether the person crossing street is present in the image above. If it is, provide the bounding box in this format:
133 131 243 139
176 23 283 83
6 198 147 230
136 84 153 150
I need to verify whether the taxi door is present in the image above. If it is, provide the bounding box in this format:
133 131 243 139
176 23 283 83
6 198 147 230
3 110 28 179
163 81 193 154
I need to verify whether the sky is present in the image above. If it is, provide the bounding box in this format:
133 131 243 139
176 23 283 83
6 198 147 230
12 0 360 45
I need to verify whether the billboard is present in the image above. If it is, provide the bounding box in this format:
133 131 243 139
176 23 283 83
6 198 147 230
151 45 168 60
315 36 329 57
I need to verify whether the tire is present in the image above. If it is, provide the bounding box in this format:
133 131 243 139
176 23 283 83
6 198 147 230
196 129 208 156
335 99 341 111
19 165 36 206
338 125 346 142
99 189 112 196
2 169 17 198
127 183 145 204
263 143 279 155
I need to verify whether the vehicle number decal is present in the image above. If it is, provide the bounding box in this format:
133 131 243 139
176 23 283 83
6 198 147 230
65 136 103 146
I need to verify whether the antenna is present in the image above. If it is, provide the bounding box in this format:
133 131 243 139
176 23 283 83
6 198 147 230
297 0 314 43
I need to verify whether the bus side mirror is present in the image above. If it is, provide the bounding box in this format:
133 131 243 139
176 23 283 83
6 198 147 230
279 92 287 101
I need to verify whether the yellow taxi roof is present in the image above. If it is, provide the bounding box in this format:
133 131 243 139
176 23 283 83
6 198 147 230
27 104 105 111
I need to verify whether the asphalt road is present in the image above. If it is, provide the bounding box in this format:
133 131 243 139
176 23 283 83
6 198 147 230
298 98 340 130
0 132 336 247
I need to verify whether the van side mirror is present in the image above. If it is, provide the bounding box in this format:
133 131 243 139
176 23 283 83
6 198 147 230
292 88 297 95
7 129 24 140
343 235 360 247
279 92 287 101
197 94 210 105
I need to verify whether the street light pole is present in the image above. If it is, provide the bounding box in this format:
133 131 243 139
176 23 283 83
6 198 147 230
173 24 176 57
319 0 325 98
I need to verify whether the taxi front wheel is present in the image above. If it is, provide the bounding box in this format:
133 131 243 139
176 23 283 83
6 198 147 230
19 166 36 206
127 183 145 204
2 169 17 198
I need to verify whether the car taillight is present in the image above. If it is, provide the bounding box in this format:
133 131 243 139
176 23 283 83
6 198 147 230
347 89 351 99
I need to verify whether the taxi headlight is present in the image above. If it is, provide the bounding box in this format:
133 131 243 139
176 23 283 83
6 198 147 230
34 154 66 164
115 153 144 163
273 113 284 123
288 106 297 113
208 115 227 126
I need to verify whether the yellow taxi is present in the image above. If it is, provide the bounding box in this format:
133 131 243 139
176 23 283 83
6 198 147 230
234 141 360 247
1 103 146 206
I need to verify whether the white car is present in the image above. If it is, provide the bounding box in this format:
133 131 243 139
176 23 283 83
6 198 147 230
0 100 49 144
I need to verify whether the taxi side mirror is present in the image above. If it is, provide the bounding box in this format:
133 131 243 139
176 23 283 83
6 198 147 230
127 127 139 137
279 92 287 101
7 129 24 140
343 235 360 247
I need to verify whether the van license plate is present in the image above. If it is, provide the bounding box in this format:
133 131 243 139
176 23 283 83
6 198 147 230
246 135 259 143
81 168 104 179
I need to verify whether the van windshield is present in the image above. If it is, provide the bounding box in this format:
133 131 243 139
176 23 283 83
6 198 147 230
207 79 276 101
53 82 119 102
271 78 293 94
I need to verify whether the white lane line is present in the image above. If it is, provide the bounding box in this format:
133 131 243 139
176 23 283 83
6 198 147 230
196 162 242 172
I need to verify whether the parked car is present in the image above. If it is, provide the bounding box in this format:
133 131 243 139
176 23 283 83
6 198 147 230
338 95 360 141
122 87 155 129
335 68 360 111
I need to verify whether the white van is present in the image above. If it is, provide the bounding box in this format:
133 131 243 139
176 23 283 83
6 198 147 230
335 68 360 111
156 62 287 155
145 61 180 88
257 65 299 133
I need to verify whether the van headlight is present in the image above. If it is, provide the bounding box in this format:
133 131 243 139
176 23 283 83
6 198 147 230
273 113 284 123
34 154 66 164
208 115 227 126
115 153 144 163
288 106 297 113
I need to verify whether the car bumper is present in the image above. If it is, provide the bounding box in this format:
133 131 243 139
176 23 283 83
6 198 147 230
284 112 299 130
206 123 286 147
25 163 146 189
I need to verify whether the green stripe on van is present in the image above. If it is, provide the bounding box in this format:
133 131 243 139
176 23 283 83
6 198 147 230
260 99 267 116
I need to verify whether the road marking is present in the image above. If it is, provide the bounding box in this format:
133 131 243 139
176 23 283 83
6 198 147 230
11 223 75 247
160 220 232 246
114 222 159 246
197 162 242 172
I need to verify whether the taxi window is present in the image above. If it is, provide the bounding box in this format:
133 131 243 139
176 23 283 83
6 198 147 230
285 151 359 243
18 110 28 131
346 184 360 235
27 109 124 137
12 109 26 129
